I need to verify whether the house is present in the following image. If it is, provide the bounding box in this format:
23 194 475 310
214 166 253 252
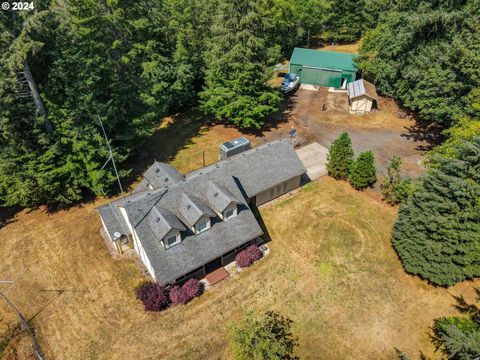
347 79 378 114
288 48 357 89
96 140 307 285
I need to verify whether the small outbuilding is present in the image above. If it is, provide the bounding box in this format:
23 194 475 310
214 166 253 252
347 79 378 114
288 48 357 89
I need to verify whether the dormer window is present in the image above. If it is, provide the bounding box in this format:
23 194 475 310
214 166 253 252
195 219 208 233
222 204 237 220
164 232 181 249
165 235 177 247
206 180 241 221
224 208 235 220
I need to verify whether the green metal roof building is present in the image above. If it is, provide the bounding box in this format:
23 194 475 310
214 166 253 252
288 48 358 88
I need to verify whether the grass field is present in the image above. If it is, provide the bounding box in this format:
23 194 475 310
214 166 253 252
1 177 478 359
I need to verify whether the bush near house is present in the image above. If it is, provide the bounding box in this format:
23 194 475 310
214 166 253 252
327 132 354 180
348 151 376 190
235 245 262 268
169 278 203 305
169 286 190 305
136 282 169 312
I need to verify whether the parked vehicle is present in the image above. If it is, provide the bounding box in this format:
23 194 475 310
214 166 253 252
281 73 300 93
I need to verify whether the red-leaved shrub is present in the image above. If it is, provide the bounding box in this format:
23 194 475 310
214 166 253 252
136 281 168 312
183 278 203 299
235 245 262 268
169 285 189 305
169 278 203 305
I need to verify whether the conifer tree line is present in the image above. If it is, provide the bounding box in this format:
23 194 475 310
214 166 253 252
0 0 479 212
0 0 332 207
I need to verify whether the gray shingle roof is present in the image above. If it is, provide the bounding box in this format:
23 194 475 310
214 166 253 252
96 202 131 241
97 140 305 284
132 168 263 284
146 206 186 240
124 189 168 227
143 162 185 189
137 204 262 284
207 181 241 213
132 178 151 193
179 193 216 227
186 140 306 198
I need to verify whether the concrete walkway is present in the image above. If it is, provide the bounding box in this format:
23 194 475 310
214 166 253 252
296 142 329 180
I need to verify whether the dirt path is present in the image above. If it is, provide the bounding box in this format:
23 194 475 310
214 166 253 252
284 89 429 180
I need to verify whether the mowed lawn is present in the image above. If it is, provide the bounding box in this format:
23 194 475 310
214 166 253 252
1 178 478 359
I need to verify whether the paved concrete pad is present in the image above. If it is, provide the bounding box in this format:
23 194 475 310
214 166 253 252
296 142 329 180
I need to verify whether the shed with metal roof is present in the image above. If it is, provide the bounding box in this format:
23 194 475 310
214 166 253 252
347 79 378 114
288 48 357 88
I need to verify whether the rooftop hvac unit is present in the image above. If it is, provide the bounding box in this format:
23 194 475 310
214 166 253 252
219 137 251 160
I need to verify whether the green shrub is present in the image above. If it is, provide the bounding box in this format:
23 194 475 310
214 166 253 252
381 156 414 205
326 132 354 180
348 150 376 190
434 317 480 359
229 310 298 360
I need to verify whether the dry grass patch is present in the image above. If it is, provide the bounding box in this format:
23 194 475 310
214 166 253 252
313 40 361 54
1 178 478 359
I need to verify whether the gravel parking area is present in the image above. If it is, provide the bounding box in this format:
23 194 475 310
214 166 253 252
287 88 429 180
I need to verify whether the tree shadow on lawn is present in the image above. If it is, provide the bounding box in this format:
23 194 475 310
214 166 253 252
122 109 211 189
0 205 20 229
123 96 295 187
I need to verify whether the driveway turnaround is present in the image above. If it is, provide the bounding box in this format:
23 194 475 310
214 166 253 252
296 142 329 180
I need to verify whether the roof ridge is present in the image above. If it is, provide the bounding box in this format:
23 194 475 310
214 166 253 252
294 47 358 56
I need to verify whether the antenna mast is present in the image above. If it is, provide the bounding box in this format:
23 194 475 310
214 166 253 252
97 116 126 198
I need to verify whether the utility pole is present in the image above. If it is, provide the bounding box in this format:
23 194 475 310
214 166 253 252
0 281 44 360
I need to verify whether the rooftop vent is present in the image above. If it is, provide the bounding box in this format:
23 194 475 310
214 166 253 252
219 136 250 160
187 204 191 209
156 218 160 222
155 168 160 173
213 192 219 197
164 177 169 182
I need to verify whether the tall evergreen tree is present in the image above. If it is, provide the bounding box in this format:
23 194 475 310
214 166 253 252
348 150 376 190
167 0 217 107
0 0 176 207
326 0 365 42
392 137 480 286
200 0 281 129
326 132 354 180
